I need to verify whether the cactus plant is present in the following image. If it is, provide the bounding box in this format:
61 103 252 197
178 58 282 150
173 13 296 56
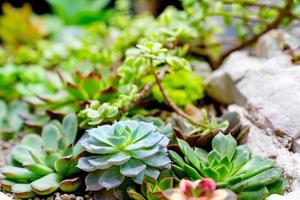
77 120 171 192
0 113 84 199
169 133 285 200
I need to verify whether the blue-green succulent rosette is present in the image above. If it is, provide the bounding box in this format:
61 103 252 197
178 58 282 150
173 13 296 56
77 120 171 191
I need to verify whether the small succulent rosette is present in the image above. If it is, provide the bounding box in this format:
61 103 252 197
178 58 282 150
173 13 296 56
77 120 171 191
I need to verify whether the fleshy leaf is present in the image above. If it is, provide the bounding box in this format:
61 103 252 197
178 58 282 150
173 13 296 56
31 173 62 195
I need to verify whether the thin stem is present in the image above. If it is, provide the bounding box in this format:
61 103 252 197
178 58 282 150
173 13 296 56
149 60 208 127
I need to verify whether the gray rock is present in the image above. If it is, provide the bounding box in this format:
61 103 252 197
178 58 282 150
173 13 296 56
207 50 300 139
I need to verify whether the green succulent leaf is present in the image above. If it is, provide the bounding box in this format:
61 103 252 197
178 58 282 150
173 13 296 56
31 173 63 195
59 177 82 193
42 123 61 151
62 112 78 146
12 184 35 199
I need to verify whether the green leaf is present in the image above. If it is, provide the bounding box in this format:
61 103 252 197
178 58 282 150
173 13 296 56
24 163 53 176
128 189 146 200
2 166 37 181
230 167 282 193
12 184 35 199
21 134 42 153
158 177 173 190
169 150 185 168
177 139 200 169
238 186 269 200
54 156 80 176
143 152 171 168
45 152 60 169
212 133 237 161
62 112 78 146
267 179 285 195
59 177 82 193
31 173 62 195
11 145 35 164
183 164 202 180
202 167 220 181
99 166 125 189
230 145 251 175
171 165 186 179
42 124 61 151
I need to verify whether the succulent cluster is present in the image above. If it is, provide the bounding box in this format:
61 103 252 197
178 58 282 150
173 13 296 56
0 113 83 199
128 172 175 200
170 134 285 200
78 120 171 191
0 0 294 199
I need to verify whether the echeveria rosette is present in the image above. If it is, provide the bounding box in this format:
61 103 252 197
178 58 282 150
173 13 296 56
0 113 84 199
77 120 171 191
170 133 285 200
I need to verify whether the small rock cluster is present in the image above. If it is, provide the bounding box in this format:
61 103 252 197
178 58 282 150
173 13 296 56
206 28 300 197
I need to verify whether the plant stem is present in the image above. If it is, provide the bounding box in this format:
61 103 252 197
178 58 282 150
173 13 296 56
149 60 206 127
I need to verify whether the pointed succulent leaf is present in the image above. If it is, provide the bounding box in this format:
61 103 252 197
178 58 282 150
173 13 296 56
230 145 251 175
231 167 282 192
31 173 63 195
159 177 173 190
99 166 125 189
177 139 200 169
59 177 82 193
12 184 35 199
183 164 202 180
120 158 146 177
212 133 237 161
237 156 274 178
62 112 78 146
169 150 185 168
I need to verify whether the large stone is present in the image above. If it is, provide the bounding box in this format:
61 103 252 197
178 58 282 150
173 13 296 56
206 50 300 139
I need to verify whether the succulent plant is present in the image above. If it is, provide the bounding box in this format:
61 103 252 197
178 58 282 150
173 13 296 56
0 100 29 140
0 113 84 199
128 171 175 200
78 84 138 127
171 112 249 149
77 120 171 192
28 71 114 115
169 133 285 200
144 69 205 107
0 3 45 47
164 179 237 200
